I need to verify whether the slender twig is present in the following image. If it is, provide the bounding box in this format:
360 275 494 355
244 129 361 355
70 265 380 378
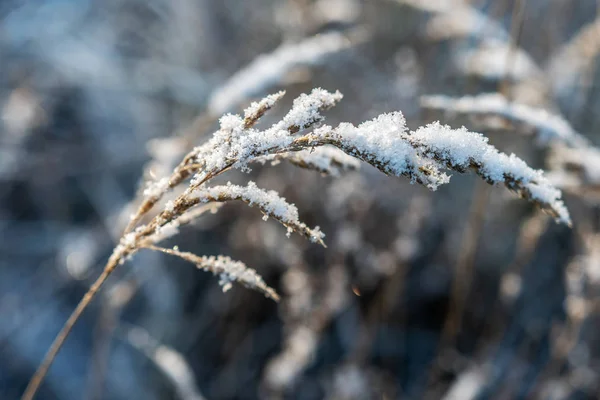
22 88 571 400
22 252 123 400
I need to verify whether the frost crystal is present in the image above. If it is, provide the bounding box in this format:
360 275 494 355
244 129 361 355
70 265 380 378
314 112 450 189
243 91 286 128
261 146 360 176
276 89 343 132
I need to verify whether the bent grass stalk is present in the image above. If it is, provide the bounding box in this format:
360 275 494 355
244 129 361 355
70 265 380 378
22 89 571 399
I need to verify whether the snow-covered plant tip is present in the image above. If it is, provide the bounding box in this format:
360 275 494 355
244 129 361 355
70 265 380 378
23 88 571 400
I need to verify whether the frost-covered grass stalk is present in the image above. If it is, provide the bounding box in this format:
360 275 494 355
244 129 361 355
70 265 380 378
420 93 600 196
23 88 571 400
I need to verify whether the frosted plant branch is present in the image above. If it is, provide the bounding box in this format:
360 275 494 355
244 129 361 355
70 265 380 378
130 28 367 207
131 89 344 238
186 89 342 184
421 93 600 198
143 203 223 245
303 113 451 189
258 146 361 176
143 245 279 301
243 91 286 128
188 182 325 245
280 112 570 223
23 87 571 400
405 122 571 225
127 88 294 231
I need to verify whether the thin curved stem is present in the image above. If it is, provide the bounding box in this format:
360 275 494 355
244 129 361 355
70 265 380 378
21 254 122 400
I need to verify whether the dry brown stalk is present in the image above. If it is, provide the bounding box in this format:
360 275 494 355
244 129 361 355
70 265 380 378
22 88 570 400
